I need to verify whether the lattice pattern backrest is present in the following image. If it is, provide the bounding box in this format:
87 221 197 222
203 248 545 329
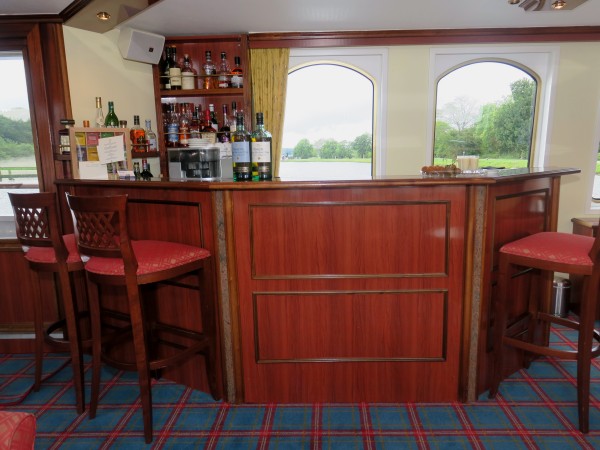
72 210 120 251
14 206 51 242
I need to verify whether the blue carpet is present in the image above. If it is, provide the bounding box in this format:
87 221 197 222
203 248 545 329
1 323 600 449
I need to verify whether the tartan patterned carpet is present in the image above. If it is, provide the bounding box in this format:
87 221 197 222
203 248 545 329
1 323 600 449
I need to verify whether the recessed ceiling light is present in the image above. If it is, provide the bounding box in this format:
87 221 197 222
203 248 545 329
96 11 111 21
508 0 520 4
552 0 567 8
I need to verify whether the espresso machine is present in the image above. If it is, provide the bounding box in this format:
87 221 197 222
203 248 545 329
168 145 233 180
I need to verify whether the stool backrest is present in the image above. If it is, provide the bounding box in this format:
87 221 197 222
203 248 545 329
8 192 68 262
66 193 136 271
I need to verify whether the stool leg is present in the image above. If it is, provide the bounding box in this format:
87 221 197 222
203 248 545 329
126 284 153 444
31 271 44 393
57 267 85 415
88 279 102 420
576 274 599 433
489 255 511 398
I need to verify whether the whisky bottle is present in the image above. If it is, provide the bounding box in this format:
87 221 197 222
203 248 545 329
218 52 231 88
230 101 238 133
140 159 153 180
231 113 251 181
133 161 141 180
104 101 119 127
202 50 216 89
219 104 231 143
179 102 191 147
181 53 196 90
145 119 157 152
190 106 201 139
250 112 272 180
95 97 105 127
130 115 146 153
201 108 217 144
230 56 243 88
169 46 182 90
208 104 219 128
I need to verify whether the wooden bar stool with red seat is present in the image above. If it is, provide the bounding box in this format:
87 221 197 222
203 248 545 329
8 192 89 414
489 230 600 433
65 193 221 444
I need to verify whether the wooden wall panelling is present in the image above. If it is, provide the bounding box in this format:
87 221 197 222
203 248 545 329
231 184 468 403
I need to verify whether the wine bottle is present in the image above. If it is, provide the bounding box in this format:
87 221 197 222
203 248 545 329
169 46 182 90
145 119 157 152
162 46 172 90
133 161 141 180
231 112 251 181
104 101 119 127
140 159 153 180
250 112 272 180
219 104 231 143
130 115 146 153
230 56 243 88
181 53 196 90
95 97 105 127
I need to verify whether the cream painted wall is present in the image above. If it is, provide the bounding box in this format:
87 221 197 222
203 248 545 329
62 28 600 231
63 26 160 173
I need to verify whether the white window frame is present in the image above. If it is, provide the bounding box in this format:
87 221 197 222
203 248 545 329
288 47 388 176
427 45 560 168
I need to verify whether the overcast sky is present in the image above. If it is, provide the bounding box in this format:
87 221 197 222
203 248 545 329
0 58 28 111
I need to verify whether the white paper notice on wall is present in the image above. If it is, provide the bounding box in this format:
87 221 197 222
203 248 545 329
78 161 109 180
97 135 125 165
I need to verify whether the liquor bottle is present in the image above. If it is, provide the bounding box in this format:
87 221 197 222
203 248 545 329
95 97 105 127
133 161 141 180
162 46 172 90
104 101 119 127
218 52 231 88
202 50 216 89
166 104 180 147
219 104 231 143
230 56 243 88
140 159 153 180
169 46 182 90
190 106 202 139
158 49 168 90
208 104 219 128
179 102 191 147
230 101 238 133
250 112 273 181
145 119 157 152
130 115 146 153
200 108 217 144
231 112 251 181
181 53 196 90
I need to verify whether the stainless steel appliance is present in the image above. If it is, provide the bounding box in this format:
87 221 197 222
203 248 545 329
168 147 233 180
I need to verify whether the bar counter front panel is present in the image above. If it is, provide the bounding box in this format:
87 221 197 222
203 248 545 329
55 167 577 404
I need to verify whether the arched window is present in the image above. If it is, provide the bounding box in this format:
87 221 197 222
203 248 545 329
282 48 387 179
433 61 538 169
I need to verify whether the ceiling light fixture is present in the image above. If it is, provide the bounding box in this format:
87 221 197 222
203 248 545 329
552 0 567 8
508 0 521 4
96 11 111 21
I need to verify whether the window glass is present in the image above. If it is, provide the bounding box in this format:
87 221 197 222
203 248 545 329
0 52 39 238
282 64 373 180
433 61 537 170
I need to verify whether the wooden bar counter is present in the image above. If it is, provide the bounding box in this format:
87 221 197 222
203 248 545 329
55 167 578 404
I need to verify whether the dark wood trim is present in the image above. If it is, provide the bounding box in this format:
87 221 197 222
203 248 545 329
248 26 600 48
59 0 94 22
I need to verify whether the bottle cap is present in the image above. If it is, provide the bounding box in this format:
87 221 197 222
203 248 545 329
83 120 90 127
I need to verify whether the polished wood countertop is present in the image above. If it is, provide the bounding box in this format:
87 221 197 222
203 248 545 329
56 167 580 190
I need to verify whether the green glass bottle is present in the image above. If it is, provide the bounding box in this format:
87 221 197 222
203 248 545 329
104 101 119 127
250 112 272 181
231 113 251 181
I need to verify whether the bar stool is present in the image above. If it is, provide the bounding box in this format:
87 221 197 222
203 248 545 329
65 193 220 444
489 231 600 433
8 192 88 414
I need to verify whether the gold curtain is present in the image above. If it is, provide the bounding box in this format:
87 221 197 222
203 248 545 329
250 48 290 178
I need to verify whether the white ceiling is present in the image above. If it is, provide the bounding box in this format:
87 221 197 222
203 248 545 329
2 0 600 36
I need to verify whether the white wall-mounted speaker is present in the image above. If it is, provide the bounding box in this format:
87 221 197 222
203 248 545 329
118 28 165 65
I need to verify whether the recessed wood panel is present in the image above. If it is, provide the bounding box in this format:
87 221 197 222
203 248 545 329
253 290 447 362
250 201 450 278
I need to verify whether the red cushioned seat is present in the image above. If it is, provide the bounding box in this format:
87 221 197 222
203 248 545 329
490 228 600 433
0 411 36 450
66 193 221 444
9 192 89 415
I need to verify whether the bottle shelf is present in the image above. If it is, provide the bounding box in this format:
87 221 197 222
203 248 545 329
160 88 243 97
131 151 160 159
